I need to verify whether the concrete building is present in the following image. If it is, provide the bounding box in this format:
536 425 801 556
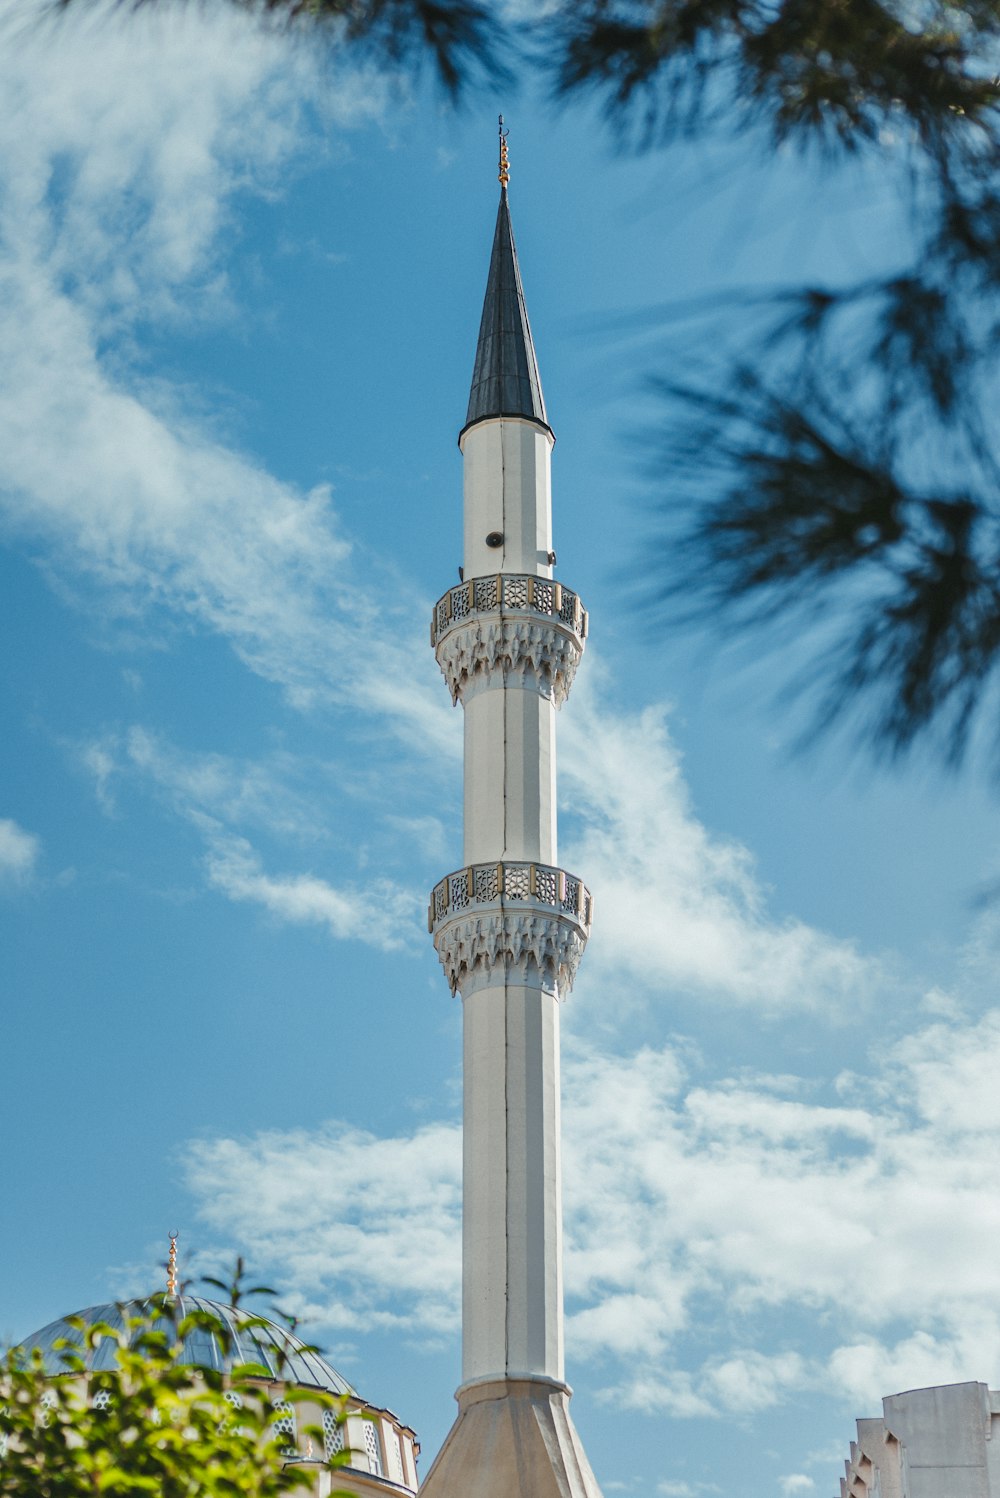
839 1382 1000 1498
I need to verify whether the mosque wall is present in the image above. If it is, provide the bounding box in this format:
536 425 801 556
245 1387 420 1495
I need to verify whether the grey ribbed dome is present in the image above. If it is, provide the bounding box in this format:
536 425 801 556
18 1296 354 1395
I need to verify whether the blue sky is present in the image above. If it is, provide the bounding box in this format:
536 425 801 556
3 7 1000 1497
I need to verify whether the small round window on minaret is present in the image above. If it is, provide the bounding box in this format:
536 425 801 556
485 531 504 548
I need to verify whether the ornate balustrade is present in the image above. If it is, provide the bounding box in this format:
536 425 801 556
428 859 594 996
431 574 588 705
429 860 593 932
431 574 588 648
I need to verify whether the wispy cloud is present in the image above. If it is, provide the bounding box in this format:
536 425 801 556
656 1483 722 1497
184 1120 462 1337
0 3 454 759
0 8 888 1026
202 827 422 951
562 999 1000 1414
561 679 880 1013
183 982 1000 1419
86 726 327 841
77 673 886 1016
77 725 425 951
0 817 39 886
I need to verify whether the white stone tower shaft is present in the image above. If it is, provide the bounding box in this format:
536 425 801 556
458 417 564 1386
421 164 603 1498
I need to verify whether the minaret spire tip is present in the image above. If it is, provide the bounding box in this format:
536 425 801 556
463 115 548 435
166 1231 178 1295
498 114 509 189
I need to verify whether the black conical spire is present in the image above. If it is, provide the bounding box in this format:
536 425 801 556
463 126 549 436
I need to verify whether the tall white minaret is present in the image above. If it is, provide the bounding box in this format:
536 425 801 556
420 122 604 1498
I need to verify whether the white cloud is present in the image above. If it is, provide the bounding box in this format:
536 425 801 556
656 1485 721 1498
184 1120 462 1337
560 1014 1000 1412
779 1478 814 1496
0 817 39 885
615 1370 716 1420
563 1006 1000 1413
77 679 885 1017
561 682 879 1013
72 672 892 1019
117 726 324 841
80 739 119 815
77 726 426 950
0 3 454 761
203 827 422 952
704 1351 808 1414
184 996 1000 1420
0 6 895 1031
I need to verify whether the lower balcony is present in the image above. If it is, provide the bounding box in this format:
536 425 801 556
428 860 593 997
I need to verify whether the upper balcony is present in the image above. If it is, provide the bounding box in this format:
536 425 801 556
431 574 588 706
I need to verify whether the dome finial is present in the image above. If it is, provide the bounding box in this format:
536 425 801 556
166 1231 179 1295
498 114 509 189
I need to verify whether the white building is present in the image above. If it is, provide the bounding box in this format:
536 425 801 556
839 1382 1000 1498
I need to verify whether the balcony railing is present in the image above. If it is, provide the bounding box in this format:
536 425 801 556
429 859 593 934
431 573 588 648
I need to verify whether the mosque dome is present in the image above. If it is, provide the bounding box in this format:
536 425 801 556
19 1295 353 1395
18 1292 420 1493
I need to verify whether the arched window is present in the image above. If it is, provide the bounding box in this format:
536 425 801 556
272 1399 297 1457
322 1407 344 1460
363 1417 383 1476
386 1426 404 1483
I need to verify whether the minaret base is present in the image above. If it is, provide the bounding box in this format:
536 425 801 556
418 1375 604 1498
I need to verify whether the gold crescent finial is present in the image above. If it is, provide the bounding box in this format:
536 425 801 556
166 1231 179 1295
498 114 510 189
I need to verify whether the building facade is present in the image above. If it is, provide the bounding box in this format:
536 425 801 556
840 1382 1000 1498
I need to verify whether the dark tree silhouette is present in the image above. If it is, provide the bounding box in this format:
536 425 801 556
549 0 999 150
52 0 512 100
546 0 1000 768
49 0 1000 765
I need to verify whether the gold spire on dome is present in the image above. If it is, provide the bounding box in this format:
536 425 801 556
498 115 510 188
166 1232 179 1295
